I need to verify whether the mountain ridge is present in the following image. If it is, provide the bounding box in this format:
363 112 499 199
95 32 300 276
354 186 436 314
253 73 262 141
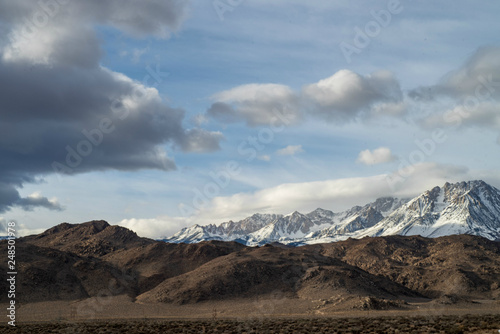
2 219 499 308
165 180 500 245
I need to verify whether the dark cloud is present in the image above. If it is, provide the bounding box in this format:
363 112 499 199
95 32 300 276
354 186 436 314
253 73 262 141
0 183 62 213
16 192 63 212
0 0 222 213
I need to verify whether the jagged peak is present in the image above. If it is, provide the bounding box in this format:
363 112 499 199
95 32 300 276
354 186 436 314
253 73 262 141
443 180 490 191
285 210 304 218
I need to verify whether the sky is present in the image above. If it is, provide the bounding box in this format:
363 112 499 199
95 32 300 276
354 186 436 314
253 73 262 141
1 0 500 238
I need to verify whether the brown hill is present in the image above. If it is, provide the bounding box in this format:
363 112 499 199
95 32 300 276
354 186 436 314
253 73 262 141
23 220 154 257
136 244 420 305
101 240 247 293
20 221 246 295
0 241 136 303
316 234 500 300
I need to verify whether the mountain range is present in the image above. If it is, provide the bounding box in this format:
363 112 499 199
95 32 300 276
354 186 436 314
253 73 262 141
165 180 500 245
1 221 499 311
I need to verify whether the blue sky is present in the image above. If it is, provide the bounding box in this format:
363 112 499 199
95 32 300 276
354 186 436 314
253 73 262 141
1 0 500 237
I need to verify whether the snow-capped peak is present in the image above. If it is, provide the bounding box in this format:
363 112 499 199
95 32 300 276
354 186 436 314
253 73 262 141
163 180 500 245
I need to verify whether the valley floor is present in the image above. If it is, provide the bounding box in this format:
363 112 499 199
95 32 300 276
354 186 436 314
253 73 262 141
2 296 499 333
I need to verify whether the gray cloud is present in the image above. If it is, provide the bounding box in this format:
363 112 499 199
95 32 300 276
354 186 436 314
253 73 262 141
206 83 302 127
180 129 224 153
0 0 189 37
16 192 63 212
409 46 500 101
0 0 223 213
206 102 241 124
302 70 403 121
410 47 500 132
0 183 62 213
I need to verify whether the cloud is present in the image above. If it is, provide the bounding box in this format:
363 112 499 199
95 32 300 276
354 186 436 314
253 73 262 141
0 0 223 213
118 216 190 239
357 147 396 165
196 162 485 222
422 101 500 130
179 129 224 153
410 46 500 101
207 84 301 126
16 192 63 212
409 47 500 133
0 183 63 213
206 70 404 127
276 145 304 156
302 70 403 121
0 0 189 39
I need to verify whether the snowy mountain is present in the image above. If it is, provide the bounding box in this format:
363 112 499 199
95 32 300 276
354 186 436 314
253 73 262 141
164 180 500 245
359 180 500 240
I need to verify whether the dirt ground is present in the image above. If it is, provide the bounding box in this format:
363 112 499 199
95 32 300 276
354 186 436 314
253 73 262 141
1 295 500 333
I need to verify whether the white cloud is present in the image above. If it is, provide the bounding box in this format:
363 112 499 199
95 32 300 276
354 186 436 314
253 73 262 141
357 147 396 165
213 83 293 103
276 145 304 156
